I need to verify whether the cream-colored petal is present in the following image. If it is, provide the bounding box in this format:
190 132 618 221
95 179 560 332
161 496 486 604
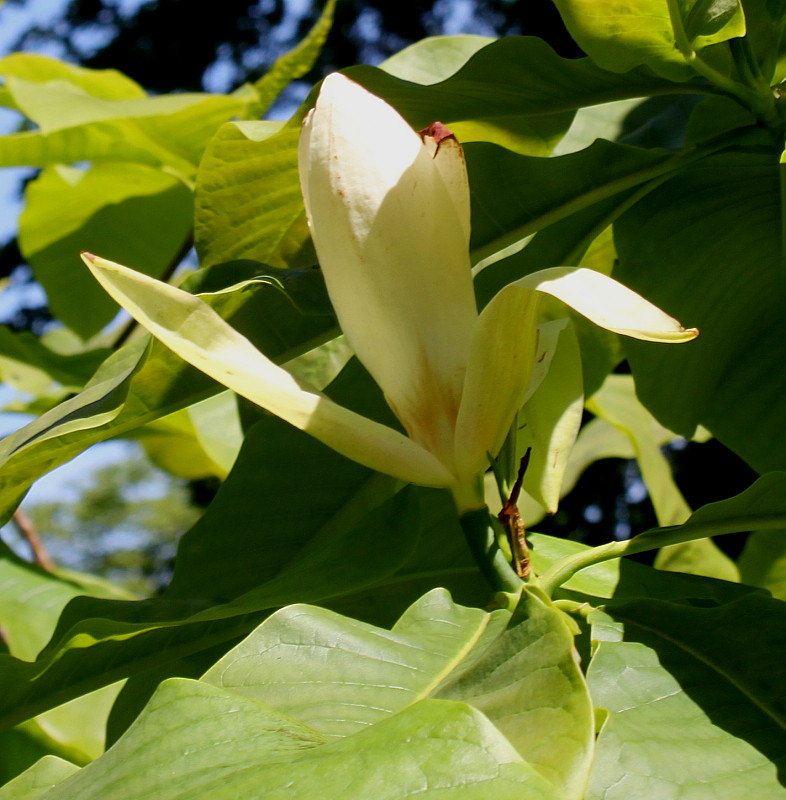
421 128 471 243
300 73 477 470
512 267 699 342
82 253 455 488
453 283 540 483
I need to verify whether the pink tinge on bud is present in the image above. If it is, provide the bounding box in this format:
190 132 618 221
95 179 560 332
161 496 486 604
418 121 456 149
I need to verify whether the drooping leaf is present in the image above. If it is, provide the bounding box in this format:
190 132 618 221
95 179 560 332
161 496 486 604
587 375 690 526
134 391 242 480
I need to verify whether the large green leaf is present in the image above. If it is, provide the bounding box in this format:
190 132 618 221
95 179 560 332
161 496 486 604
0 756 78 800
194 121 312 269
0 54 144 102
19 163 192 339
553 0 746 80
203 587 594 799
35 679 556 800
380 34 495 84
615 151 786 473
347 36 709 155
468 139 688 286
586 595 786 798
1 76 248 175
0 554 126 781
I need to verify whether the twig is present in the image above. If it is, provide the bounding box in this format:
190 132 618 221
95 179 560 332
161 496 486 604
498 448 532 578
12 508 55 571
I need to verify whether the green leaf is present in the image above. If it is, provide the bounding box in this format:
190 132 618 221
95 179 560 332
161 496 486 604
0 128 166 171
19 163 192 339
468 140 683 285
135 391 242 480
528 533 753 604
0 53 144 102
0 328 108 397
586 595 786 798
538 472 786 593
41 679 556 800
0 553 97 662
0 555 125 779
347 36 695 156
738 529 786 599
380 34 495 84
248 0 337 117
615 151 786 473
194 121 313 270
519 321 584 514
587 374 691 527
0 756 78 800
1 77 247 174
204 587 594 799
553 0 746 80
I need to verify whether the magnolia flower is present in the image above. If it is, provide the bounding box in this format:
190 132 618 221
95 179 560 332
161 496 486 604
83 73 696 512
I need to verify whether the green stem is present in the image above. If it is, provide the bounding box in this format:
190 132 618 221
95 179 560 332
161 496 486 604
459 507 522 593
539 514 786 597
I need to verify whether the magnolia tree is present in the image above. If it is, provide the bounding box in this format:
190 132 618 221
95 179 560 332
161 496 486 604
0 1 785 798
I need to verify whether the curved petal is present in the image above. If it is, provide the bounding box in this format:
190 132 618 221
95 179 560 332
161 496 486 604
512 267 699 342
82 253 455 488
453 283 540 483
300 73 477 469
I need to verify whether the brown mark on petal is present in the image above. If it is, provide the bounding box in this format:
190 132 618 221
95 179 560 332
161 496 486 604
418 122 456 155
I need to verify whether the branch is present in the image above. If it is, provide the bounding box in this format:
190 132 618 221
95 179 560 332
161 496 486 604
12 508 55 572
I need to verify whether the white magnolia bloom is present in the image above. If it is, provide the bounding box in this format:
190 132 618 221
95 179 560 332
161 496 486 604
83 73 697 511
